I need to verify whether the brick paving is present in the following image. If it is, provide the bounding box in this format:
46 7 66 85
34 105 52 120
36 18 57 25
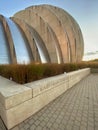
0 74 98 130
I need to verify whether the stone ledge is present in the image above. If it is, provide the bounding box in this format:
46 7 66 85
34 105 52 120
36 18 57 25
25 73 68 97
0 68 90 129
0 76 32 109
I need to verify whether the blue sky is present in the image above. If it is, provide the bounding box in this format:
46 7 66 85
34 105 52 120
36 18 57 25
0 0 98 54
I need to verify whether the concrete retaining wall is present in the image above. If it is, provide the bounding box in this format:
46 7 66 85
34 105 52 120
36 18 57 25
0 68 90 129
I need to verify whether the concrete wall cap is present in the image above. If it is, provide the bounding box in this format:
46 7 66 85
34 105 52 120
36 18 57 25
0 76 32 109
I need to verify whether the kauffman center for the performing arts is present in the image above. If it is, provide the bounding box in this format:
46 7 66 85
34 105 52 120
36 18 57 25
0 5 84 64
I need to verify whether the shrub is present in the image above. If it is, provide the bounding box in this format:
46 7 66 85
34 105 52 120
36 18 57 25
0 62 98 84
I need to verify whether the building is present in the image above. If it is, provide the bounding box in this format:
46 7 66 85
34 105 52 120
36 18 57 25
0 5 84 64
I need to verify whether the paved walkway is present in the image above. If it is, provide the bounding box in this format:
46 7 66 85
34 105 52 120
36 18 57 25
1 74 98 130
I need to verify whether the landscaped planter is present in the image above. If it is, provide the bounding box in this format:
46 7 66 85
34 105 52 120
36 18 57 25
0 68 90 129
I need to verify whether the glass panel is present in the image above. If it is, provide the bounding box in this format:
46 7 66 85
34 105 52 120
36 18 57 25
55 46 61 64
5 18 31 64
0 21 10 64
47 26 62 63
34 38 48 63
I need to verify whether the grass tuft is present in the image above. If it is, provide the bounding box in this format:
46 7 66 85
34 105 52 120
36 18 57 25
0 62 97 84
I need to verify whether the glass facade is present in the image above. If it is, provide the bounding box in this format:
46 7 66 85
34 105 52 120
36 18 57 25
6 18 31 64
0 22 10 64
